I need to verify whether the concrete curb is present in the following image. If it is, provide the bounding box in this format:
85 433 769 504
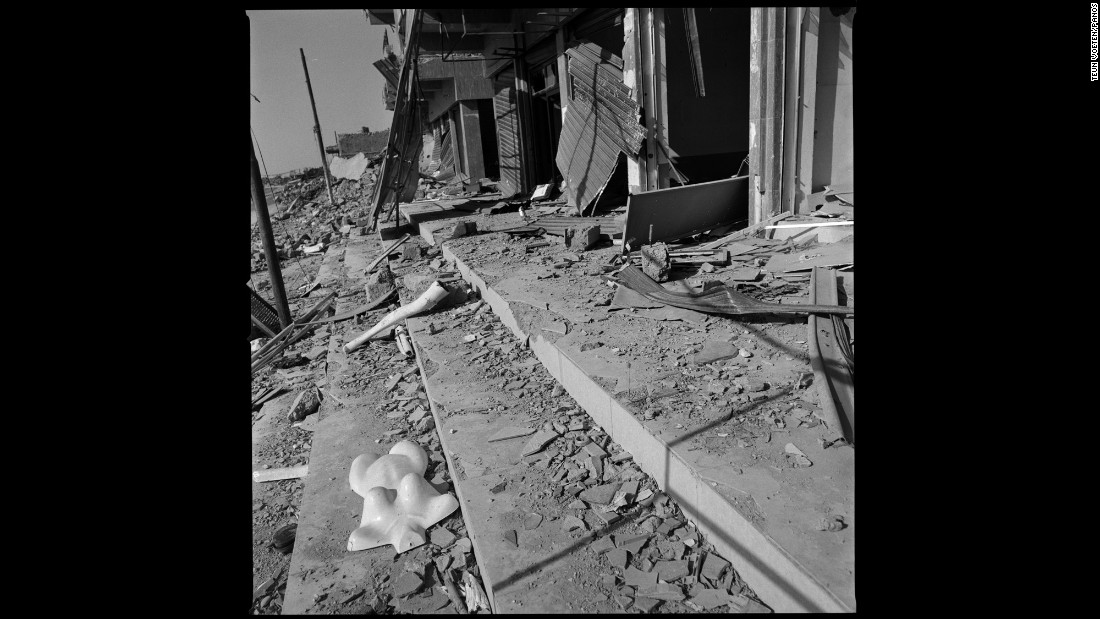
441 244 853 613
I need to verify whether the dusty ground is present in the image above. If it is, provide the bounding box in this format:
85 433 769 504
250 173 851 613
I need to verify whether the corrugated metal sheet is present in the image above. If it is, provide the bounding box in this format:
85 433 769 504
424 126 443 175
555 42 645 213
494 67 522 198
435 128 455 181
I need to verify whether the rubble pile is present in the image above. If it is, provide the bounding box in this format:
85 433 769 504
251 166 382 274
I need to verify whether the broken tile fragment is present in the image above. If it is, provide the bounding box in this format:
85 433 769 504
561 515 587 532
521 430 558 456
701 553 730 581
502 529 518 547
784 442 813 467
615 534 649 555
689 588 731 610
429 527 456 549
589 536 616 554
592 509 621 526
579 483 621 505
610 451 633 463
636 582 685 601
523 512 544 530
584 443 608 459
453 537 471 553
567 499 587 510
633 597 662 613
655 560 690 582
606 548 631 570
624 566 658 588
392 572 423 598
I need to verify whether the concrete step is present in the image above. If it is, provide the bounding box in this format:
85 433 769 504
437 234 855 613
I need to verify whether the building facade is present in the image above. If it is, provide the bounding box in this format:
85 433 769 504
366 7 853 227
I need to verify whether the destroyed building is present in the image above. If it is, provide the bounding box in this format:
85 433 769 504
365 7 853 228
252 7 854 615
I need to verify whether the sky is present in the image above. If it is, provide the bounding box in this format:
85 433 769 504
249 10 393 176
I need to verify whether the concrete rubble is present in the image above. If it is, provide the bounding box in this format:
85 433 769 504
252 6 854 614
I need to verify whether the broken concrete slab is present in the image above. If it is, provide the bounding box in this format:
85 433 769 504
655 560 690 582
615 534 649 555
606 547 631 570
689 588 732 610
690 340 741 365
523 512 543 530
521 430 558 456
589 536 616 554
624 566 658 588
701 553 731 581
393 572 424 599
578 483 621 505
636 581 686 601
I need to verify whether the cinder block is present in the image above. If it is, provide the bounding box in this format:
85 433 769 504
566 225 601 251
641 242 671 282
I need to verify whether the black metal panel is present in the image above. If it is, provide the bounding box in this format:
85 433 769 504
622 175 750 248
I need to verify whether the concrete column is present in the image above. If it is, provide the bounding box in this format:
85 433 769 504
795 7 821 214
458 99 486 181
623 8 648 194
748 7 786 225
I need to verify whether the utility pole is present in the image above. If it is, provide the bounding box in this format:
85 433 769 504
300 47 337 205
250 131 293 329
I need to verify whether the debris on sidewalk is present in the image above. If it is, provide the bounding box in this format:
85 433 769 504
345 281 450 351
347 441 459 553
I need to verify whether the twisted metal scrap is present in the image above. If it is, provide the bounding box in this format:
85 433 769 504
612 265 855 317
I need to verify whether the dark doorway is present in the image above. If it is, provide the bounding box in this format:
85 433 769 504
476 99 500 179
529 61 563 186
664 8 750 185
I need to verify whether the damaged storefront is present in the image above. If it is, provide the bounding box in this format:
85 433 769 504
367 7 853 238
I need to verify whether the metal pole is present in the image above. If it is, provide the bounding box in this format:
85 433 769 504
250 132 293 329
300 47 337 205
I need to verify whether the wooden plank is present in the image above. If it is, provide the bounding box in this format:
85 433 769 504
253 465 309 483
765 221 854 230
